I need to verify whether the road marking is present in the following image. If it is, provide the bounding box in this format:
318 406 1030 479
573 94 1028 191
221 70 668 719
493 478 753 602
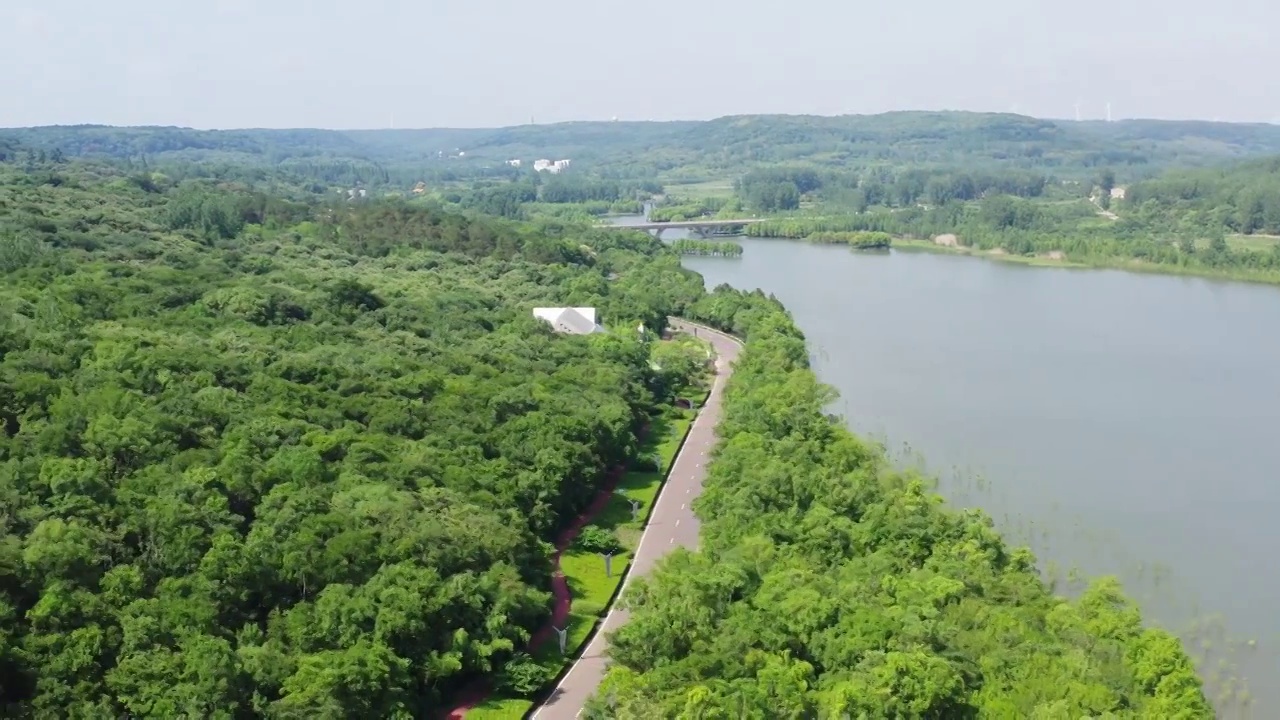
675 519 680 527
669 537 674 544
680 504 685 510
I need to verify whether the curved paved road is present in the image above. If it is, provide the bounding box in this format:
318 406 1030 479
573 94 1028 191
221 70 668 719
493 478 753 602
530 319 741 720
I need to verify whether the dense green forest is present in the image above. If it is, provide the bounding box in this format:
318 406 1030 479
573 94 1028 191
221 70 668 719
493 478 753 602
0 134 1215 718
587 288 1211 718
1123 155 1280 235
731 156 1280 282
734 165 1051 213
451 177 656 221
0 157 712 716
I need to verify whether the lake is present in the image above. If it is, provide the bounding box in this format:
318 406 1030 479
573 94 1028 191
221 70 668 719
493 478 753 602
675 233 1279 714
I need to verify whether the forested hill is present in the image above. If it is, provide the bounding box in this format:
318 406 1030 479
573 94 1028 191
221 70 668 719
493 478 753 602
0 157 1209 717
8 113 1280 184
0 159 706 716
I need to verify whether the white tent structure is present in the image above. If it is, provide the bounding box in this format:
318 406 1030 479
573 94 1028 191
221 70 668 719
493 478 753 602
533 307 606 335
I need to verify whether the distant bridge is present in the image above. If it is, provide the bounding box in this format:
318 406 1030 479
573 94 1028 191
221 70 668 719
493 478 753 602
598 218 765 238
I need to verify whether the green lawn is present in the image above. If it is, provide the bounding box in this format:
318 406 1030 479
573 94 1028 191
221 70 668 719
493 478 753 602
465 698 531 720
463 406 696 718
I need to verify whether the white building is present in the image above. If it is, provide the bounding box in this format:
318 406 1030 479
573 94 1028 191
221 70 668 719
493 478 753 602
506 159 521 167
533 307 606 335
533 158 572 174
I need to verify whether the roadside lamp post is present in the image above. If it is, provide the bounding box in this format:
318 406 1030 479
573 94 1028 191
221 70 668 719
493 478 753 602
603 552 614 578
615 489 641 521
553 625 567 655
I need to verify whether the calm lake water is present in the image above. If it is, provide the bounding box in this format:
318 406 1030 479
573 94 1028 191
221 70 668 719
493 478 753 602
666 231 1279 714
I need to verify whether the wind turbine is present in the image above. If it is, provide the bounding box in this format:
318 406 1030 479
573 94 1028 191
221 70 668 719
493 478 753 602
1106 102 1112 122
1074 101 1081 122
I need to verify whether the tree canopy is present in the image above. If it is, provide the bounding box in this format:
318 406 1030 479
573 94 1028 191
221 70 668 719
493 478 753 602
1123 155 1280 235
0 158 707 716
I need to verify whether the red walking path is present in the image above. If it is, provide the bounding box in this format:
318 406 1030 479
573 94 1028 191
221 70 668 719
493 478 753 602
530 319 741 720
443 319 739 719
443 464 627 719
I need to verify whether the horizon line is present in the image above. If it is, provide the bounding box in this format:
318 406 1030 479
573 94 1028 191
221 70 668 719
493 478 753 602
4 109 1280 133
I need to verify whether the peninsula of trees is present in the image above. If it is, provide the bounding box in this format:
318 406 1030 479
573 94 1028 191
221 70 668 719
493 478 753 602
588 286 1210 717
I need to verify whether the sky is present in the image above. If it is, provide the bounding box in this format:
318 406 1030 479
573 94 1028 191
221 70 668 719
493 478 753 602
3 0 1277 129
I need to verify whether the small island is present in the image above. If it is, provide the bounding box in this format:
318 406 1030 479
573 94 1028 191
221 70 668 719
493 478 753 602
669 238 744 257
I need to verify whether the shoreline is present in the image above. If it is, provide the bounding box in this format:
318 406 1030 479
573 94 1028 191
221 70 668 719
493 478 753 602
731 233 1280 287
890 238 1280 286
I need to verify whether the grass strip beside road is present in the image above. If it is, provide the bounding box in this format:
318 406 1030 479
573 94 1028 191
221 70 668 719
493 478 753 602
464 407 697 720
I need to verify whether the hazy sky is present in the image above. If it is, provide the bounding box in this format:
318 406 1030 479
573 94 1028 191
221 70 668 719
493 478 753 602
3 0 1277 129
